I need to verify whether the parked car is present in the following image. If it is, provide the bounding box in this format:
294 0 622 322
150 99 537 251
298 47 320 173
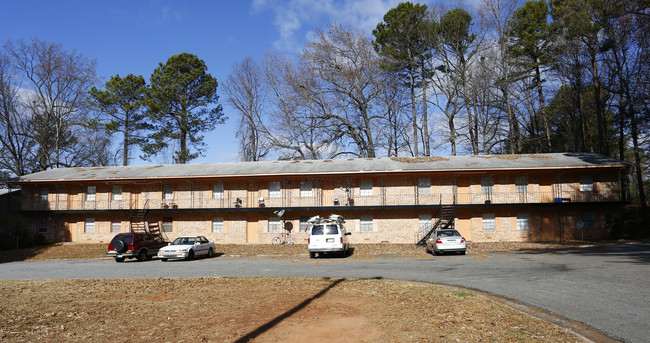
107 232 168 262
157 235 215 261
307 214 351 258
425 229 467 255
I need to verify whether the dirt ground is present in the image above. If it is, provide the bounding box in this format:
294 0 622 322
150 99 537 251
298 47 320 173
0 242 602 342
0 278 582 343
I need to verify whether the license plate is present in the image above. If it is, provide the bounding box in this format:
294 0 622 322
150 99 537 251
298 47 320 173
326 238 334 243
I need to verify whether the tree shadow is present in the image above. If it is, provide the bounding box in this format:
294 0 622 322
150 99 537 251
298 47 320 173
235 278 346 343
0 245 54 264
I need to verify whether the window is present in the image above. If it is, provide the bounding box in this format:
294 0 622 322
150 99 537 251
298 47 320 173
481 176 494 194
111 221 121 233
360 215 373 232
517 213 530 230
360 179 373 196
86 186 96 201
300 216 310 232
162 217 173 233
85 218 95 233
269 181 281 198
268 216 281 233
580 176 594 192
38 218 48 233
212 217 224 233
418 178 431 195
515 176 528 194
213 182 224 199
419 214 432 231
39 188 48 202
163 184 173 200
300 180 312 197
582 212 596 229
112 185 122 201
482 213 496 231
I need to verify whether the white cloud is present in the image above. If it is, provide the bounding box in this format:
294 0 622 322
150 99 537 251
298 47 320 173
255 0 402 53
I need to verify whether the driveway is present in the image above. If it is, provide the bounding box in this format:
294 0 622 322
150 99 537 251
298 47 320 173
1 242 648 342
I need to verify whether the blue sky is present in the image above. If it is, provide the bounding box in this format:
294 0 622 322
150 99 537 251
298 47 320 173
0 0 433 164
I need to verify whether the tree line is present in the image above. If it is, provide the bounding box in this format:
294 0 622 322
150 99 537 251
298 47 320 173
0 42 224 178
223 0 648 206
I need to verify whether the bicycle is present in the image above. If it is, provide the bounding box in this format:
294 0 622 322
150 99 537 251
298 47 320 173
271 232 293 245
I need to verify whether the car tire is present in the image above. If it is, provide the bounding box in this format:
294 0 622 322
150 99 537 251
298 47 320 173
114 240 126 253
309 252 316 259
207 248 214 258
137 250 147 262
460 250 466 255
115 257 125 262
186 250 195 261
160 258 168 262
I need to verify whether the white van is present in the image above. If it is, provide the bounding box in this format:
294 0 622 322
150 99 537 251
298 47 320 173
307 214 351 258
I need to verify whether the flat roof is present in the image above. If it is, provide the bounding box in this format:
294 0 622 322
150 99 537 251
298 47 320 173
13 153 628 183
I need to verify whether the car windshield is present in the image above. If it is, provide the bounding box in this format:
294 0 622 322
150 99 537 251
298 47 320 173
438 230 461 237
310 224 339 235
172 237 196 245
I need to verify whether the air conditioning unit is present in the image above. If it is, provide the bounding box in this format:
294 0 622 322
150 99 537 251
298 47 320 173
333 196 339 203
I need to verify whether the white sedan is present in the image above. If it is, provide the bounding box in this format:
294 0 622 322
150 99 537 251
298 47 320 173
425 229 467 255
157 236 215 261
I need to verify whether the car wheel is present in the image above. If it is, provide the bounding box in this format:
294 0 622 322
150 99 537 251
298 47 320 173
160 258 168 262
207 248 214 258
434 250 441 256
460 250 466 255
114 240 126 253
137 250 147 262
186 250 195 261
309 252 316 259
115 257 125 263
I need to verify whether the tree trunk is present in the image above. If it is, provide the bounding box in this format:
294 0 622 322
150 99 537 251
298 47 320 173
409 67 418 157
535 65 552 151
421 65 430 156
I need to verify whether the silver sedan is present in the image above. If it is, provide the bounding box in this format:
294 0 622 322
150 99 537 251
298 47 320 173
425 229 467 255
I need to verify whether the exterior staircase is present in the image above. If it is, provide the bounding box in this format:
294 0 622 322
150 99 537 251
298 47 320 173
415 204 456 245
128 200 163 238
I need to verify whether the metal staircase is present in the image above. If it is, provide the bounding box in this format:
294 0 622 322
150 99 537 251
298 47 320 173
128 200 163 238
415 204 456 245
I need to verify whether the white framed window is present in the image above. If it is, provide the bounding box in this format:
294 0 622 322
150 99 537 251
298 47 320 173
212 182 224 199
300 180 312 197
582 212 596 229
268 216 281 233
481 176 494 194
269 181 281 198
163 184 173 200
212 217 224 233
580 176 594 192
418 178 431 195
112 185 122 201
300 216 310 232
360 215 373 232
482 213 496 231
162 217 173 233
86 186 96 201
517 213 530 230
419 214 432 231
39 188 48 202
515 176 528 194
360 179 373 196
111 221 121 233
84 218 95 233
38 218 48 233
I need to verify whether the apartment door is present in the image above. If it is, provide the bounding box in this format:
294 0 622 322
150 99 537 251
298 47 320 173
246 217 259 243
68 222 77 242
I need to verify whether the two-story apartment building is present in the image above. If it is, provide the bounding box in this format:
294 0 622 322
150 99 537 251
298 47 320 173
9 153 629 244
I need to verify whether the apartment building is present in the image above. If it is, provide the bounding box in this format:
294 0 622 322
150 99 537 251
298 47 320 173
10 153 629 244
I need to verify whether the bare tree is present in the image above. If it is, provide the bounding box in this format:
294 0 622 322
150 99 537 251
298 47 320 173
223 57 269 161
5 39 100 170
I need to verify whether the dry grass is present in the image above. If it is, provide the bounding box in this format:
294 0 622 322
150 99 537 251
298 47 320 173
0 278 580 343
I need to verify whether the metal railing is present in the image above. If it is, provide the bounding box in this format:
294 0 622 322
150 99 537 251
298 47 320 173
23 190 622 211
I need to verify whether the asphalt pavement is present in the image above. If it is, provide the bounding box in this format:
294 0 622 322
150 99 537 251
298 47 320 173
1 242 648 343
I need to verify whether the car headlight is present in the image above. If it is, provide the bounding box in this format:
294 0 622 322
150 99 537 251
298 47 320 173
181 249 187 252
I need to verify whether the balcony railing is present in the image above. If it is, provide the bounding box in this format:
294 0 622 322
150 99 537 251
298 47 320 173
21 190 622 212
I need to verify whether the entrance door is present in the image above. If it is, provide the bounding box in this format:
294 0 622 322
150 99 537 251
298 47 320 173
246 217 259 243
